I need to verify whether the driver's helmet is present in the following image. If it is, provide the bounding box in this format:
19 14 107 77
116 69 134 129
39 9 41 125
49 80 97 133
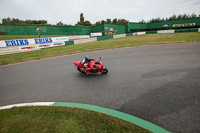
85 55 90 61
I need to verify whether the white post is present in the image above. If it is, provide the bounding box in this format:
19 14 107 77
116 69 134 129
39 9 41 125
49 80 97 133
36 28 40 38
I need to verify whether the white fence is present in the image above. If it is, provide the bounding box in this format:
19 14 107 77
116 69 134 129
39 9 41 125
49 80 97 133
91 33 102 37
0 47 19 55
68 35 90 40
157 30 175 34
0 46 41 55
74 38 97 45
135 32 146 35
113 34 126 39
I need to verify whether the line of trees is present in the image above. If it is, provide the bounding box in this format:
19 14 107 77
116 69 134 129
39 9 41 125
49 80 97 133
1 18 49 25
0 13 129 27
95 18 129 26
139 13 200 23
74 13 129 26
1 13 199 26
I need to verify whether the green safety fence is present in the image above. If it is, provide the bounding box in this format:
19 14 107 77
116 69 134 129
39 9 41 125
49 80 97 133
65 40 74 45
128 17 200 32
146 31 157 34
97 35 113 41
126 33 133 36
175 28 198 33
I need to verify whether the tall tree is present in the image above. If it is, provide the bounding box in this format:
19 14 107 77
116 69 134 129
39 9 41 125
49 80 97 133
80 13 84 23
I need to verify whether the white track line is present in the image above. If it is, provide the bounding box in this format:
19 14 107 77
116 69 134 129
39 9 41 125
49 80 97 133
0 102 54 110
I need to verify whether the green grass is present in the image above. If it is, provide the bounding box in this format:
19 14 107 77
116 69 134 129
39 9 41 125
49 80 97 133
0 32 200 66
0 106 151 133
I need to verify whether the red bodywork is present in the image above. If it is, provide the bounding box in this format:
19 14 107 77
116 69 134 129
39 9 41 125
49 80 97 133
74 58 107 74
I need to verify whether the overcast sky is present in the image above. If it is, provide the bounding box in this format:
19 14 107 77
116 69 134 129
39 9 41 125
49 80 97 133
0 0 200 25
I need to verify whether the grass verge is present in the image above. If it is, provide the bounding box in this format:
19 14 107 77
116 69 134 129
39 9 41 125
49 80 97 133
0 106 151 133
0 32 200 66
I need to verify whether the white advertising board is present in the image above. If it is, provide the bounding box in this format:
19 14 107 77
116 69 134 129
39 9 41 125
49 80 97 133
19 42 65 51
136 32 146 35
0 37 68 47
68 35 90 39
90 32 102 37
157 30 175 34
19 45 40 51
39 42 65 48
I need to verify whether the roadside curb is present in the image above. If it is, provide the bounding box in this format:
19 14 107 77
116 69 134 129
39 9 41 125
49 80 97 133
0 102 170 133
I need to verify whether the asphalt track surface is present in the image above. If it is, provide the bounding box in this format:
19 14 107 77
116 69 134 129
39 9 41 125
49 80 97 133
1 43 200 133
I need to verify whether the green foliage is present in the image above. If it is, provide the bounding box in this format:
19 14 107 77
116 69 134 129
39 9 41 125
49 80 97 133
75 13 92 27
101 20 105 24
80 13 84 23
97 18 128 25
112 18 118 24
84 20 92 26
2 17 48 25
56 21 64 26
140 13 200 23
95 21 101 26
106 19 112 24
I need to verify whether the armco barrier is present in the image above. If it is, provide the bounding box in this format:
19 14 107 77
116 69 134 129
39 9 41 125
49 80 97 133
97 35 113 41
157 30 175 34
74 38 97 45
113 34 126 39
